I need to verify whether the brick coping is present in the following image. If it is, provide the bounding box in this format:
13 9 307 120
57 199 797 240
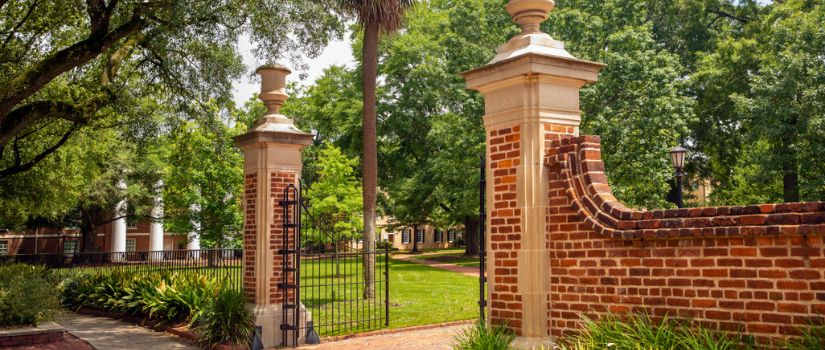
0 322 63 337
316 319 474 343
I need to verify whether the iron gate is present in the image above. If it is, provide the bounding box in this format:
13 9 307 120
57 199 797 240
279 182 390 346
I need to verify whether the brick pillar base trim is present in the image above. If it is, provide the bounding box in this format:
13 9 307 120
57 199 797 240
251 304 311 347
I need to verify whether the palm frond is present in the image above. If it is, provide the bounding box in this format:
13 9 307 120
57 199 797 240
337 0 415 33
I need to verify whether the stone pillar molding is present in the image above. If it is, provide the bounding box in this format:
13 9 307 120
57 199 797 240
462 0 603 348
234 64 313 348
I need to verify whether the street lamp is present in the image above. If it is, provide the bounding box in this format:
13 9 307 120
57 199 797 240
669 146 688 208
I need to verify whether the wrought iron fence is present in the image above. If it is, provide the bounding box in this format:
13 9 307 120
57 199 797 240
299 249 389 338
0 248 243 291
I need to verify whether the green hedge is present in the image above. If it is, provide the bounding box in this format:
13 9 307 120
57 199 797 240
0 264 62 327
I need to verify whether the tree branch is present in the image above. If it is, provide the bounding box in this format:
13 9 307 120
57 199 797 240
706 9 750 24
0 100 92 146
1 0 41 50
0 8 148 137
0 124 79 178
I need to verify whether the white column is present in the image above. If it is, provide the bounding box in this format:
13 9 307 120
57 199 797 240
188 203 201 257
149 180 164 260
112 179 127 261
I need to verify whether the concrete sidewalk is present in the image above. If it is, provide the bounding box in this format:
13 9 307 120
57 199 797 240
58 314 197 350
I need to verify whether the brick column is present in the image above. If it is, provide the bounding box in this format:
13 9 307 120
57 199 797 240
234 64 313 348
462 0 603 348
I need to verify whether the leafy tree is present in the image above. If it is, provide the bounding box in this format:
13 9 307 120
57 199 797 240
162 105 244 248
304 144 363 250
0 0 344 177
336 0 414 298
692 0 825 204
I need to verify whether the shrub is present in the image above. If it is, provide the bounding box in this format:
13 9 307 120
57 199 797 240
452 320 515 350
0 264 62 327
62 271 221 325
194 288 255 348
558 313 749 350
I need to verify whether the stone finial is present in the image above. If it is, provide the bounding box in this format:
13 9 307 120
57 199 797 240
506 0 555 34
487 0 572 64
255 64 293 126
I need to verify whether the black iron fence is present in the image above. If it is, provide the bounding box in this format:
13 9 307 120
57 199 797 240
0 248 243 291
299 249 389 338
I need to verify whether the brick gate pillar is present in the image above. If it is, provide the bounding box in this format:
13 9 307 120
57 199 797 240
462 0 603 347
234 64 313 348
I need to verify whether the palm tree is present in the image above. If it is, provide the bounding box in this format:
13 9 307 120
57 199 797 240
337 0 413 298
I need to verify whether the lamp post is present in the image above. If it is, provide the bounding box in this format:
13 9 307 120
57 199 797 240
669 146 688 208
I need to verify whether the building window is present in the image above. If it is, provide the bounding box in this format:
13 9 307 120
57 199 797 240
402 230 410 244
63 240 78 256
0 240 7 256
415 228 424 243
126 239 136 252
434 229 442 243
447 229 455 242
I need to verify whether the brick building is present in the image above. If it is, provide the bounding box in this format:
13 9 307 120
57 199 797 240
0 219 189 256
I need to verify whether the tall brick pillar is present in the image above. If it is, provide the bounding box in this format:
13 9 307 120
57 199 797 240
234 64 313 348
462 0 603 347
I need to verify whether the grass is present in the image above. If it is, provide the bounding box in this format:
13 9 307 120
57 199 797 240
557 313 753 350
299 255 478 336
406 248 481 268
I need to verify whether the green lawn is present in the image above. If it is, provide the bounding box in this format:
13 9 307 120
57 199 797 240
300 256 479 336
407 249 481 268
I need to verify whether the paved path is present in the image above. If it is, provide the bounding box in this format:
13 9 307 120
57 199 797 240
298 324 470 350
394 253 478 277
58 314 197 350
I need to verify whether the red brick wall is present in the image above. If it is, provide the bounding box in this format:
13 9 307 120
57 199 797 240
488 126 523 332
543 135 825 345
270 172 298 304
243 173 258 303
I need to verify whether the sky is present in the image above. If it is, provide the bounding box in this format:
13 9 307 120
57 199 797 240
231 34 356 107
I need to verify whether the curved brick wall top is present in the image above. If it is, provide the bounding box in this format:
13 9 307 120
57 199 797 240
544 135 825 240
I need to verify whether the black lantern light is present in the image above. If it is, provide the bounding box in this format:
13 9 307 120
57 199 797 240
669 146 688 208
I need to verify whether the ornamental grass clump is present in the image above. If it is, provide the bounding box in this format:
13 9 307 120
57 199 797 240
452 320 515 350
558 313 750 350
193 288 256 349
784 322 825 350
0 264 62 327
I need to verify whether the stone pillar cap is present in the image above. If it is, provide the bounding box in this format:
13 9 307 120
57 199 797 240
234 64 313 148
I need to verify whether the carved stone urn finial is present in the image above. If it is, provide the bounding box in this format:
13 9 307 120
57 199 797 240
255 64 292 126
506 0 555 34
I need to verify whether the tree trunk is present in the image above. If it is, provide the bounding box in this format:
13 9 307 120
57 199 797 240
783 167 800 202
412 224 419 253
463 216 480 256
79 206 102 253
781 118 800 203
361 20 379 299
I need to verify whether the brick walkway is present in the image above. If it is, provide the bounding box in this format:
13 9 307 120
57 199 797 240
58 314 197 350
298 323 470 350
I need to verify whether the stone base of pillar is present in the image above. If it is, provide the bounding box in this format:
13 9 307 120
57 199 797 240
510 336 555 350
251 303 311 348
